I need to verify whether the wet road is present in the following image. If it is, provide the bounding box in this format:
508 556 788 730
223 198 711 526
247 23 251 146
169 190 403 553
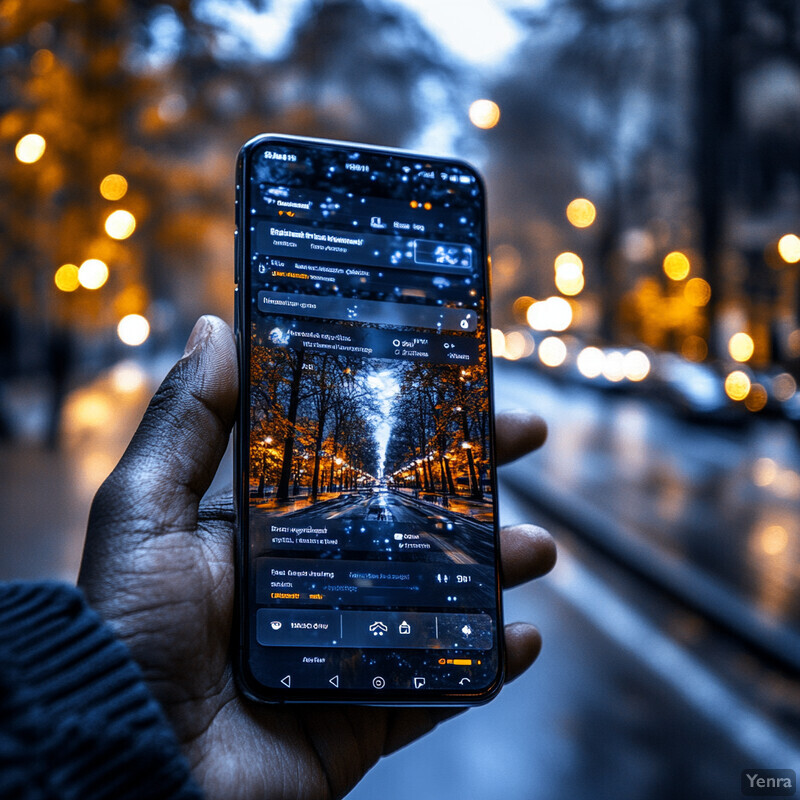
278 489 495 563
493 362 800 641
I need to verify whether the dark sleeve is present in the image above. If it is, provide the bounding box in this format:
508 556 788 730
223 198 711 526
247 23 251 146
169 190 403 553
0 582 203 800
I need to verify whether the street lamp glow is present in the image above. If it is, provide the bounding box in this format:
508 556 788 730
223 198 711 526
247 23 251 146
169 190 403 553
78 259 109 290
100 173 128 201
577 346 604 378
15 133 46 163
105 209 136 240
117 314 150 346
728 332 754 362
778 234 800 264
663 251 690 281
468 99 500 129
54 263 80 292
566 198 596 228
724 370 751 401
538 336 567 367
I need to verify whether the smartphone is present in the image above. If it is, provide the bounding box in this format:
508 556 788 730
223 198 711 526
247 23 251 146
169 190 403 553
234 134 502 704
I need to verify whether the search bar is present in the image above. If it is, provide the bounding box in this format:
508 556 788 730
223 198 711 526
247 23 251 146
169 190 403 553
257 291 477 332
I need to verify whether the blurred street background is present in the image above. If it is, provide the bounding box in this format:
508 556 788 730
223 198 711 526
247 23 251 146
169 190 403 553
1 0 799 797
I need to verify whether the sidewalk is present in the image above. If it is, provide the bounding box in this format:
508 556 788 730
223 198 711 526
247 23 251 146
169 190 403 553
392 487 494 523
0 356 174 582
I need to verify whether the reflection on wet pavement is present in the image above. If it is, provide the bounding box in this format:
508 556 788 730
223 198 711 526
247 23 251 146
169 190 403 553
494 363 800 635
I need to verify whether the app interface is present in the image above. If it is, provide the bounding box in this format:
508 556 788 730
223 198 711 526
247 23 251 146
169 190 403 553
243 140 498 694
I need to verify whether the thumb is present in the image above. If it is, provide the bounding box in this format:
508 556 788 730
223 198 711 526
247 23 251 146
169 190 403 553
85 315 238 545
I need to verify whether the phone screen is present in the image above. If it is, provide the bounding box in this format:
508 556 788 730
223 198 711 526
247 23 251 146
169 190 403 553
236 136 501 702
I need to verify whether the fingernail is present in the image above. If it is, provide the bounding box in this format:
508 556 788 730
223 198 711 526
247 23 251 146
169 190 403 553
183 316 212 357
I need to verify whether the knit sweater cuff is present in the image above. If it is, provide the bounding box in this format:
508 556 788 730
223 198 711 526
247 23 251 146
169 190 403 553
0 581 202 800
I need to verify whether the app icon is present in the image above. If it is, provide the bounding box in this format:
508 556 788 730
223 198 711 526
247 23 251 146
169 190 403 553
369 621 389 636
270 620 282 630
398 621 411 635
461 624 472 637
413 677 426 689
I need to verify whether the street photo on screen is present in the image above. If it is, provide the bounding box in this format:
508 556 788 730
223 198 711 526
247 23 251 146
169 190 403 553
248 316 493 544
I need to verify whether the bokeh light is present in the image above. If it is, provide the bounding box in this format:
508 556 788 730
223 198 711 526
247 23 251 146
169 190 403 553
105 209 137 240
758 525 789 556
54 263 80 292
681 335 708 362
753 458 777 487
684 277 711 307
577 346 604 378
555 261 585 296
511 295 535 323
110 361 148 394
728 332 754 362
117 314 150 346
100 173 128 201
663 251 691 281
745 383 768 412
566 198 596 228
773 373 797 402
78 259 109 290
503 330 534 361
602 351 626 382
468 99 500 129
624 350 651 381
15 133 46 163
30 49 54 75
526 296 573 332
724 370 751 401
778 234 800 264
554 252 583 271
490 328 505 358
538 336 567 367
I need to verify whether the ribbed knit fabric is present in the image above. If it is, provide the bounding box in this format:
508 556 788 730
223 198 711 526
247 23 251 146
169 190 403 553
0 582 203 800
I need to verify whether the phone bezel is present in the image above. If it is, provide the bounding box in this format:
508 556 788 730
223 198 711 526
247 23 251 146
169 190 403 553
234 134 504 705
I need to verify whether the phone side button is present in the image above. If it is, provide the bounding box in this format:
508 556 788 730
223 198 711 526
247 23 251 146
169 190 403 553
234 287 239 331
234 227 240 284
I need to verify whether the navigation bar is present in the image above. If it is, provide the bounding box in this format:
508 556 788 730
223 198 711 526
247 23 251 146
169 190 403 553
256 608 493 650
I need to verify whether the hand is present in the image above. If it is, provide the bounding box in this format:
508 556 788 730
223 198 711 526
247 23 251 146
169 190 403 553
79 315 556 800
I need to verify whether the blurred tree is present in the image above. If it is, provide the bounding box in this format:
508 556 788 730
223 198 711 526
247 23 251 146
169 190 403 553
0 0 447 371
486 0 689 343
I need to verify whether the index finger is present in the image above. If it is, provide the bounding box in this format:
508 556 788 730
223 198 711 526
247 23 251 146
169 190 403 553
496 409 547 465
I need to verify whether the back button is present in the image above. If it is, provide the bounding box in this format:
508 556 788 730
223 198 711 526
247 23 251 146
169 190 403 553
280 675 291 688
329 675 339 688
